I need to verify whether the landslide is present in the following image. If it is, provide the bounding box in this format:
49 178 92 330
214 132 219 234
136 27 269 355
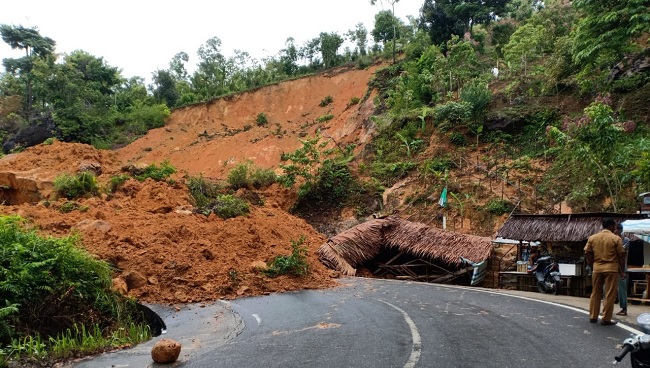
0 64 384 304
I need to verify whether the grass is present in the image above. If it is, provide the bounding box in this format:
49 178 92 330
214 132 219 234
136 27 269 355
53 172 99 199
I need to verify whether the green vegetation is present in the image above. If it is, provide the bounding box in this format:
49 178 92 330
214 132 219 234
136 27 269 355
227 161 277 189
107 174 131 193
211 194 250 219
134 161 176 182
255 112 268 126
53 172 99 199
0 216 151 365
319 95 333 107
316 114 334 123
264 236 309 277
186 174 222 209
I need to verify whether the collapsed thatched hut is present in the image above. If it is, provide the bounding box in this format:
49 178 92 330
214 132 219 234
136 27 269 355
317 216 493 283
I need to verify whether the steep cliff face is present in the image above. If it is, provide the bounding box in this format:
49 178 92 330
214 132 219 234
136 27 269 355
117 64 382 178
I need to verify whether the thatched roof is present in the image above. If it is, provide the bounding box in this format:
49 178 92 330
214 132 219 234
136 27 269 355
317 216 493 276
496 213 645 242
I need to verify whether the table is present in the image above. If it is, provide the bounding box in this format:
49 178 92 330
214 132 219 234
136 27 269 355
498 271 589 296
626 267 650 302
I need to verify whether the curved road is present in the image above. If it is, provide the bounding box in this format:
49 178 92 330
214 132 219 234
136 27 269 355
73 277 637 367
188 278 633 368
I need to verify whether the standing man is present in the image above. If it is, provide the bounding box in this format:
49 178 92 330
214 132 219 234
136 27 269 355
584 218 625 325
615 223 630 316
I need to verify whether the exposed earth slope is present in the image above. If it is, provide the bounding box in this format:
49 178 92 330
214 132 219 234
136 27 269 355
0 64 385 304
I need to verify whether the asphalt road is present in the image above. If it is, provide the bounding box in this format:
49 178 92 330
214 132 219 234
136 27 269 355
72 278 640 368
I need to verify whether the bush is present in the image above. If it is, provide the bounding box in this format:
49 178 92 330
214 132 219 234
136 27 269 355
264 236 309 277
256 112 268 126
186 174 221 209
227 163 250 189
212 194 249 219
0 215 150 359
483 199 514 215
449 132 468 146
135 161 176 182
250 168 277 188
316 114 334 123
348 97 361 107
107 174 130 193
124 103 170 133
53 172 99 199
319 95 333 107
434 101 473 129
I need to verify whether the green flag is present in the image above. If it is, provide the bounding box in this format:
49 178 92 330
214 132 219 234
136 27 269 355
438 187 448 208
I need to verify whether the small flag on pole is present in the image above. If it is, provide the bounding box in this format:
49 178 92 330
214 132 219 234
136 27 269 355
438 187 448 208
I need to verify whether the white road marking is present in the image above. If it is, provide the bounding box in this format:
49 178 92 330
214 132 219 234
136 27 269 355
380 300 422 368
372 278 644 336
252 313 262 325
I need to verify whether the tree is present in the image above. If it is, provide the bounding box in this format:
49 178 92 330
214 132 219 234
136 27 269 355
46 50 121 144
192 37 227 100
572 0 650 67
347 23 369 56
0 24 56 119
319 32 344 69
371 0 401 63
279 37 299 76
418 0 508 46
151 69 179 107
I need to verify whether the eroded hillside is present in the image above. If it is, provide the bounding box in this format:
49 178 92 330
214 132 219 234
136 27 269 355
0 64 388 304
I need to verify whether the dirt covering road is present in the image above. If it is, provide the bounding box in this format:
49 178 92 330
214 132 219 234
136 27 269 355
0 64 384 304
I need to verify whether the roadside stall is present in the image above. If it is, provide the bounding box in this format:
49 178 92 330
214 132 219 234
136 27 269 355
496 213 645 297
619 219 650 302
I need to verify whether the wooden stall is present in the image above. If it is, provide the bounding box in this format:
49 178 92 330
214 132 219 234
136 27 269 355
496 213 645 297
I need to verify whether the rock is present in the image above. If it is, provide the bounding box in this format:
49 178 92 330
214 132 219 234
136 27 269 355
124 271 148 290
250 260 268 271
78 161 102 176
112 277 128 295
75 219 112 233
148 276 159 285
236 286 250 296
151 338 182 364
201 249 215 260
174 291 188 302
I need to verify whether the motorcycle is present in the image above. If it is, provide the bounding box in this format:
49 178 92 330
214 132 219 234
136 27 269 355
614 313 650 367
528 255 562 295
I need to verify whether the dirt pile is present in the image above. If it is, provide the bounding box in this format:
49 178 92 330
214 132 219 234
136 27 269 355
0 63 385 304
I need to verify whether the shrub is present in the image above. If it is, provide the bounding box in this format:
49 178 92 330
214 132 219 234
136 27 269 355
348 97 361 106
186 174 221 209
483 199 514 215
107 174 130 193
227 163 251 189
319 95 333 107
53 172 99 199
264 236 309 277
250 168 277 188
0 215 151 359
256 112 268 126
135 161 176 182
42 137 56 145
316 114 334 123
212 194 249 219
449 132 468 146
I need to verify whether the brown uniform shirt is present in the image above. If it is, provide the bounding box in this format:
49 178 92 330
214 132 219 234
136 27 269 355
584 229 625 273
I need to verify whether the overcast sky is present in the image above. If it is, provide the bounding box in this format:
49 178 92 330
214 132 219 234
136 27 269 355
0 0 423 82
